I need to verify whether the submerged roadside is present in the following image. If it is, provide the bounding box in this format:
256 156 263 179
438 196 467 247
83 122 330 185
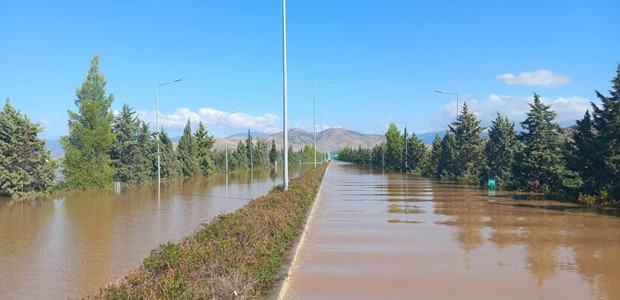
85 163 328 299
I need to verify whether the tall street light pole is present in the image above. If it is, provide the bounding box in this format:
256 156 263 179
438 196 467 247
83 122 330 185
435 90 460 119
156 78 182 193
282 0 289 190
292 80 339 168
224 111 240 173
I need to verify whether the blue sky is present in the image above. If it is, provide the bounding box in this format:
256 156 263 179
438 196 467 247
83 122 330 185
1 0 618 139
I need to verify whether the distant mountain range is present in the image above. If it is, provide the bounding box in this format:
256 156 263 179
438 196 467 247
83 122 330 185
45 128 447 157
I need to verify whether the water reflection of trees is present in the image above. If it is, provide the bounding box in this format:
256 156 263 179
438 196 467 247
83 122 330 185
430 180 620 297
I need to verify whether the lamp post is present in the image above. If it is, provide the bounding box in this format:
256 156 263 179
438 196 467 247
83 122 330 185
318 113 329 162
156 78 182 192
224 111 240 173
292 80 339 168
282 0 289 190
435 90 460 119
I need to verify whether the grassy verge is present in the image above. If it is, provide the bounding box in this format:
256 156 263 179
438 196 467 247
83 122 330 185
86 162 328 300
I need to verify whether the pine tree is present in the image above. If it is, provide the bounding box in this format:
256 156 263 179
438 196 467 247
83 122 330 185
514 93 566 193
591 64 620 199
0 98 56 196
269 140 278 165
567 111 603 195
176 120 200 177
194 122 215 176
449 102 485 183
422 134 442 177
111 104 151 183
437 132 457 179
385 123 404 171
245 130 254 169
61 54 115 189
158 130 181 179
408 132 428 173
138 122 156 180
485 113 518 187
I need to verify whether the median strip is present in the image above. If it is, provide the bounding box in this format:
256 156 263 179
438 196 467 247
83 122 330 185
86 163 328 299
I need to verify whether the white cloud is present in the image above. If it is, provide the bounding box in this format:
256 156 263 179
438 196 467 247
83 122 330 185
136 107 281 136
426 94 594 132
496 70 571 87
39 119 51 125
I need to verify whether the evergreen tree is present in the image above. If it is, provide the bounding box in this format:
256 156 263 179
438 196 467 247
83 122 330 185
485 113 518 187
176 120 200 177
158 130 181 179
385 123 404 171
408 132 427 173
567 111 602 195
111 104 151 183
449 102 485 183
422 134 442 177
269 140 278 165
245 130 254 169
437 132 457 179
514 93 566 193
339 145 353 162
591 64 620 199
194 122 215 176
61 54 116 189
254 138 268 168
137 121 156 180
0 98 56 196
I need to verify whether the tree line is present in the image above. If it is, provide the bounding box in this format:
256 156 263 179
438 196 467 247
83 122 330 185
0 54 321 197
339 64 620 207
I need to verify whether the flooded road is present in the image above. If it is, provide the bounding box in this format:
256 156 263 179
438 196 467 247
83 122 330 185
282 161 620 300
0 168 303 299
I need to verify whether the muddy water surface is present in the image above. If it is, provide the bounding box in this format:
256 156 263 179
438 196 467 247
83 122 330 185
0 168 302 299
283 161 620 300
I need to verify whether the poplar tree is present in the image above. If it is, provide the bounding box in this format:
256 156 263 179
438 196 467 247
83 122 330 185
61 54 115 189
0 99 56 196
485 113 518 187
176 120 200 177
194 121 215 176
514 93 566 193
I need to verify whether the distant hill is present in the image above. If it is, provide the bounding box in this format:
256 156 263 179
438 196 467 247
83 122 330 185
213 128 385 152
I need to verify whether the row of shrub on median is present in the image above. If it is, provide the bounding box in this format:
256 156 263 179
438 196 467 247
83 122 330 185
87 163 328 299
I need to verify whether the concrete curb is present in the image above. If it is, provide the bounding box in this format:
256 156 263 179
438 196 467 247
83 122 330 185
268 162 331 300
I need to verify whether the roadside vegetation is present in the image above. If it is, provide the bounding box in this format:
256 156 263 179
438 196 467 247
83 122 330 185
0 54 323 197
85 162 327 299
339 64 620 207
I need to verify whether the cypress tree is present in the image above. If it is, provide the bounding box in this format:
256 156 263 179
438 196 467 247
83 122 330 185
269 140 278 165
61 54 115 189
485 113 518 187
0 98 56 196
514 93 566 193
176 120 200 177
408 132 427 173
567 111 602 195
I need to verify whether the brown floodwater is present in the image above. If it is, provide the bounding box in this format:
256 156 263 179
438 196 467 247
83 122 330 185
0 168 306 299
282 161 620 300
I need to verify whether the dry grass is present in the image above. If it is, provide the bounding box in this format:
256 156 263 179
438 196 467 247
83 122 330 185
85 163 327 299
